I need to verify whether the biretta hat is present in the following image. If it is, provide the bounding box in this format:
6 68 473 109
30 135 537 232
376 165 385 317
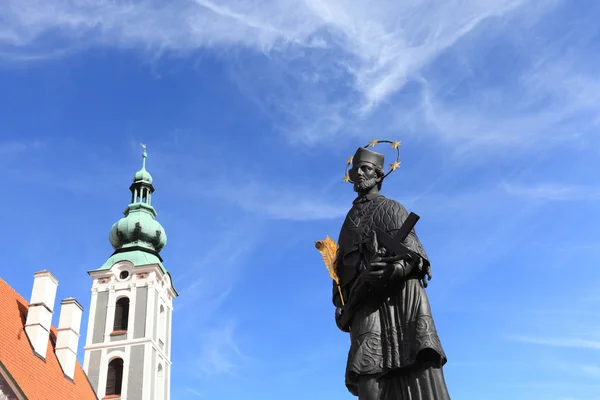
352 147 384 169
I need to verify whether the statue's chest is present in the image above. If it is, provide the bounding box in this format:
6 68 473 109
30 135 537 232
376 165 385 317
344 200 382 234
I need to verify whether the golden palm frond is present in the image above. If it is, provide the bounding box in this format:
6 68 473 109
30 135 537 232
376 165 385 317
315 236 338 281
315 236 344 305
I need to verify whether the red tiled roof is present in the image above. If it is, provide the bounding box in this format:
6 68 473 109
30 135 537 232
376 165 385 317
0 278 97 400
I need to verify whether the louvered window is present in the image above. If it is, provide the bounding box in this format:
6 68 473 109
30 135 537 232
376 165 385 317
113 297 130 332
105 358 124 396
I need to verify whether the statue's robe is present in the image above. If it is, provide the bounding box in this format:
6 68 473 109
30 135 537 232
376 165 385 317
333 192 450 399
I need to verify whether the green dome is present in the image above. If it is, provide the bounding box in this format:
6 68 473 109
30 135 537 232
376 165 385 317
97 249 166 273
109 203 166 252
133 150 153 184
133 166 153 184
92 145 172 278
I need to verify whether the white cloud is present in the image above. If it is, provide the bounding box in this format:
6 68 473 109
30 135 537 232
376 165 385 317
213 178 349 221
580 365 600 378
0 140 28 154
539 361 600 381
169 156 351 220
0 0 553 146
510 336 600 351
414 56 600 159
174 217 262 318
6 0 594 158
502 182 600 201
184 387 204 398
0 139 129 195
195 319 248 377
0 140 44 156
515 381 600 391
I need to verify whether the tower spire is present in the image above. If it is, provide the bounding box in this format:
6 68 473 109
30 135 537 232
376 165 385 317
106 143 167 254
141 143 147 169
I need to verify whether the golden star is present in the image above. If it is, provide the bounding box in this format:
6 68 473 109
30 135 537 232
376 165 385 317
390 141 401 149
368 139 378 147
346 156 353 165
389 161 401 171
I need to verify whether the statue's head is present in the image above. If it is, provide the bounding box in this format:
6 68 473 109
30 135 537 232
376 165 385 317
349 147 385 194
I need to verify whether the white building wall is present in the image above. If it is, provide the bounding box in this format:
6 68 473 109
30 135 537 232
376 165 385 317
83 263 175 400
83 288 98 372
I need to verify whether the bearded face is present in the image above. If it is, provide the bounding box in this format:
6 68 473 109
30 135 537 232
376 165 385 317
351 162 382 193
354 176 379 192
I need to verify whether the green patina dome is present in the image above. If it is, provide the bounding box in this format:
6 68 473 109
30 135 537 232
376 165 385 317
133 149 153 184
109 203 167 253
133 166 153 184
98 249 166 273
90 145 173 280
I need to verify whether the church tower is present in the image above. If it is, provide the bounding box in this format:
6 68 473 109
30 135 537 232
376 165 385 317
83 146 178 400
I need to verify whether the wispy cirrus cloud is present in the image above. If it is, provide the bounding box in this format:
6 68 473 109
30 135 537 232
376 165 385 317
0 140 44 156
0 139 132 195
163 221 261 387
184 387 204 398
513 381 600 392
211 179 349 221
548 362 600 379
174 216 262 318
579 365 600 379
195 319 249 377
509 336 600 351
415 56 600 159
0 0 568 147
4 0 595 160
502 182 600 201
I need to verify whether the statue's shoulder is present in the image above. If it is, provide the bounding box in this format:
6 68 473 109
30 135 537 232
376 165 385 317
373 195 409 229
376 194 408 215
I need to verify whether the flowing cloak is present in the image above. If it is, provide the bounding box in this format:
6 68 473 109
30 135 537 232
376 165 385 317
333 192 449 399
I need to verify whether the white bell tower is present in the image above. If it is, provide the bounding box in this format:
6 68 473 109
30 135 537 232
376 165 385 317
82 146 178 400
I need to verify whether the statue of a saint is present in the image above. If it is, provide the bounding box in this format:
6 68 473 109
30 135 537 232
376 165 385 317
332 145 450 399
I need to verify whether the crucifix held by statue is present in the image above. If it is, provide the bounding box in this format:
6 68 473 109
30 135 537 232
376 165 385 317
316 141 451 400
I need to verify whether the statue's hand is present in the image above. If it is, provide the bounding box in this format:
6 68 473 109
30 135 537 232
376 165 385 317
419 258 432 288
335 307 350 332
362 254 415 284
361 261 396 283
398 254 431 288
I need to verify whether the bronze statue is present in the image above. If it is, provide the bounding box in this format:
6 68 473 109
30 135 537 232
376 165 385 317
319 142 450 400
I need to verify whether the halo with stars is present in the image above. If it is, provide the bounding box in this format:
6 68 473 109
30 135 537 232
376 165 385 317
343 139 401 183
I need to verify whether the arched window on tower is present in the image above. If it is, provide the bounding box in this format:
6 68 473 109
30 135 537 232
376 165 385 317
157 363 164 400
113 297 130 332
158 304 165 349
105 358 124 396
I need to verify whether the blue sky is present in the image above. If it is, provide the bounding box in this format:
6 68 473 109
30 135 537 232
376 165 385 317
1 0 600 399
